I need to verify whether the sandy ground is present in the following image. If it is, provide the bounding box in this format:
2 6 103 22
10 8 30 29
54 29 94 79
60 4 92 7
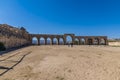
0 45 120 80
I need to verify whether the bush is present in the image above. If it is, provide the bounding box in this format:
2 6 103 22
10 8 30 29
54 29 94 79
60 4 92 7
0 42 6 51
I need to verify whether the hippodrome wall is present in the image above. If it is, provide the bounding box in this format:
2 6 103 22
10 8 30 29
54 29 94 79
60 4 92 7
0 24 30 49
0 24 108 49
30 34 108 45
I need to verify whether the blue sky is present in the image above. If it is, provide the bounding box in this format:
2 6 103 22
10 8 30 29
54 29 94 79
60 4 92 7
0 0 120 38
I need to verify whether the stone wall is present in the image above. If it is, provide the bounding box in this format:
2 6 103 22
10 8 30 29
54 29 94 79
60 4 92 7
0 24 30 49
109 41 120 46
30 34 108 45
0 24 108 49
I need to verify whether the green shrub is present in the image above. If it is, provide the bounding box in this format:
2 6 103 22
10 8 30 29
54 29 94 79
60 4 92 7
0 42 6 51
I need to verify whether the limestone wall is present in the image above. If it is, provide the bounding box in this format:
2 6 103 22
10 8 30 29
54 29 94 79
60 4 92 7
0 24 30 49
109 41 120 46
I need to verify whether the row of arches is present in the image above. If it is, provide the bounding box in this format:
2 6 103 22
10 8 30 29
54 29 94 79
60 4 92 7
32 36 107 45
73 38 106 45
32 37 64 45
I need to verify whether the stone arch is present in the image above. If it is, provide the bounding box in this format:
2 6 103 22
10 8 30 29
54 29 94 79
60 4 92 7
59 38 64 45
40 37 45 45
53 38 58 45
93 38 99 45
74 38 79 45
87 38 93 45
46 37 52 45
66 35 73 44
100 38 106 45
32 37 38 45
30 34 108 45
80 38 85 45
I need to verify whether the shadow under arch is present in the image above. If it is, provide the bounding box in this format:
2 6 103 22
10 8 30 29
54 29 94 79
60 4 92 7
100 38 106 45
87 38 93 45
93 38 99 45
74 38 79 45
59 38 64 45
66 35 73 45
80 38 85 45
53 38 58 45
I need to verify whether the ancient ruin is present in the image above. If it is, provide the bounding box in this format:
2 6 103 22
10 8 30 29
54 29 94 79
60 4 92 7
0 24 30 49
0 24 108 49
30 34 108 45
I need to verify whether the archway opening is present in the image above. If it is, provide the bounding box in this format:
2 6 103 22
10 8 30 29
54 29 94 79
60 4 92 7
80 38 85 45
32 37 38 45
47 37 52 45
53 38 58 45
59 38 64 45
88 38 93 45
66 35 72 45
93 38 99 45
100 38 106 45
74 38 79 45
40 37 45 45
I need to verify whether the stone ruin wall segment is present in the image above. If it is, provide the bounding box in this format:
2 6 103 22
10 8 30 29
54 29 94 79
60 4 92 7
0 24 108 49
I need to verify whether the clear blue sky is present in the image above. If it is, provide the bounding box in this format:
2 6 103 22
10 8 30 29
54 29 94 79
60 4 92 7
0 0 120 38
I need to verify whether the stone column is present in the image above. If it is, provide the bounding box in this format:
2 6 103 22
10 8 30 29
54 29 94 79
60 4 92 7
51 38 53 45
49 39 51 45
72 37 74 43
38 38 40 45
78 39 80 45
92 38 94 45
45 38 47 45
105 39 108 45
57 38 59 45
64 39 66 45
85 38 88 45
79 39 81 45
98 38 100 45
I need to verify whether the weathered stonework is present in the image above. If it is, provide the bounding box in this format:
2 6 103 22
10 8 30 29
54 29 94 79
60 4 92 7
30 34 108 45
0 24 31 49
0 24 108 49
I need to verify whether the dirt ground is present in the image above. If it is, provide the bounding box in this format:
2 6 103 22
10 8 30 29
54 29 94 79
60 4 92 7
0 45 120 80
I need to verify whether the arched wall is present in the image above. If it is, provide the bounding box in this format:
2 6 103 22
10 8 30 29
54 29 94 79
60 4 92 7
40 37 45 45
74 37 80 45
30 34 108 45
